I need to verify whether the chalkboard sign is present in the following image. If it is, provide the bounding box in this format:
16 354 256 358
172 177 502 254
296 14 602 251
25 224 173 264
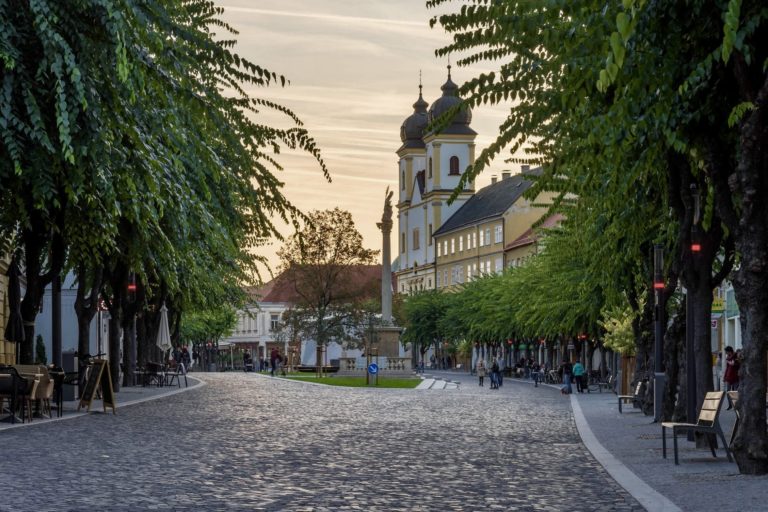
77 359 117 414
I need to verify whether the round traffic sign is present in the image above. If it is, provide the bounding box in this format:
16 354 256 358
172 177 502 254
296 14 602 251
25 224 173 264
367 363 379 375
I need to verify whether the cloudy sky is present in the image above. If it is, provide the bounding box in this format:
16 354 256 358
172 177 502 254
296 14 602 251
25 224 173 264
217 1 514 271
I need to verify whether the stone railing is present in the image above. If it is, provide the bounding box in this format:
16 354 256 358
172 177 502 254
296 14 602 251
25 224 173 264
337 357 412 375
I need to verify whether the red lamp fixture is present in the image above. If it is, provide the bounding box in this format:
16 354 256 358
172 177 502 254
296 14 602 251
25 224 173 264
653 281 665 290
691 243 701 253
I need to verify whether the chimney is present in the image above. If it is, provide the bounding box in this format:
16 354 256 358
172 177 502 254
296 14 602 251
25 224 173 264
521 164 530 173
502 172 511 180
491 175 498 184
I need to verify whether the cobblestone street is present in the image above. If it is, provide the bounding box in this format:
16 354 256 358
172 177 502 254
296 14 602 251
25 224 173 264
1 373 643 511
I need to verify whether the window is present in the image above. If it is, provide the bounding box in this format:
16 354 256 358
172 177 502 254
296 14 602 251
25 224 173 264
443 270 448 286
467 264 472 281
479 229 484 247
485 228 491 246
495 257 503 273
428 278 432 288
437 242 441 257
473 263 477 275
428 224 433 245
472 232 477 248
443 240 448 255
428 158 433 178
450 238 455 254
459 236 463 252
449 156 460 175
412 228 420 250
401 233 406 253
495 225 503 244
437 271 441 287
270 314 280 331
401 170 405 190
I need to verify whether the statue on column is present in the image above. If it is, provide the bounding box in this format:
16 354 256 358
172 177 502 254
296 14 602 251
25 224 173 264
377 187 394 233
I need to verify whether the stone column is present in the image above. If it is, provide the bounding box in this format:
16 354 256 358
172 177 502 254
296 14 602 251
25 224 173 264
377 188 394 325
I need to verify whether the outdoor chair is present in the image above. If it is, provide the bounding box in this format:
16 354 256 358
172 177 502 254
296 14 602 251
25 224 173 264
165 363 187 388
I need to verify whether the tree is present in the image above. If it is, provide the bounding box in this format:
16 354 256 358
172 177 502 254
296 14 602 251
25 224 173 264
277 208 379 369
401 290 449 364
428 0 767 472
1 1 328 387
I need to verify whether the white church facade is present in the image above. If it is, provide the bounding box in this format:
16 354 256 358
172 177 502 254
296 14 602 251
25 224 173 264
395 67 477 294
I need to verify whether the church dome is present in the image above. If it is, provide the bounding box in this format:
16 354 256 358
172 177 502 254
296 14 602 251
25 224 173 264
428 66 472 128
400 86 429 145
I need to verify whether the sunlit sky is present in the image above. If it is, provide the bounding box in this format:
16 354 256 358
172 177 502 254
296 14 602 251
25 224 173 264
217 1 516 274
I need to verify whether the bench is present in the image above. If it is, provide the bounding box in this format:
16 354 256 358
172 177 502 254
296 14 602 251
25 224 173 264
661 391 732 465
618 381 643 413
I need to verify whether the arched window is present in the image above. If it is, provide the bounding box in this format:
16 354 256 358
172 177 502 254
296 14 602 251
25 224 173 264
428 158 433 178
449 156 460 175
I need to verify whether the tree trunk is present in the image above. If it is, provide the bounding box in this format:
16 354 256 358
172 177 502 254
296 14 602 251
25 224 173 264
663 301 686 422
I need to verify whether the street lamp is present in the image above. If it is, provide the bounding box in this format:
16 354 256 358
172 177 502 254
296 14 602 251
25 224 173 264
686 184 701 435
653 244 665 423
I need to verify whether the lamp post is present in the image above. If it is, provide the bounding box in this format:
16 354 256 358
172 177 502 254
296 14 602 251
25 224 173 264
686 184 701 437
653 244 665 422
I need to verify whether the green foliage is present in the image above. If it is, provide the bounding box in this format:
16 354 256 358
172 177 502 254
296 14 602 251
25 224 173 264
34 334 46 365
599 303 639 356
179 305 237 346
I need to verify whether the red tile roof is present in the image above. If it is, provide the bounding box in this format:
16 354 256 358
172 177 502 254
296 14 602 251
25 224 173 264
246 265 386 305
504 214 564 251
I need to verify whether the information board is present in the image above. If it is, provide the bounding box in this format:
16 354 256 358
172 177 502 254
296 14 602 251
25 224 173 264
77 359 117 414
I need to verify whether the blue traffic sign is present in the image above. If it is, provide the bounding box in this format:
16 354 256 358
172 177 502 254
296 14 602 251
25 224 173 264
367 363 379 375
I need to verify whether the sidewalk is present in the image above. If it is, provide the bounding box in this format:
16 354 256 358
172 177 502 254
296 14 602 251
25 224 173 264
0 375 203 431
527 379 764 512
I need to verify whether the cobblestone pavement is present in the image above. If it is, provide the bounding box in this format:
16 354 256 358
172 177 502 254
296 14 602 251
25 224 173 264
0 373 644 511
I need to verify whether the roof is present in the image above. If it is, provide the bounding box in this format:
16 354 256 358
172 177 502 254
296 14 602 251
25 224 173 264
246 265 389 305
433 168 541 237
504 213 564 251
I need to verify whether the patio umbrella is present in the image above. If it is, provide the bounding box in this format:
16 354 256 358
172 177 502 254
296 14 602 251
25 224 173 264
156 303 173 361
4 256 25 363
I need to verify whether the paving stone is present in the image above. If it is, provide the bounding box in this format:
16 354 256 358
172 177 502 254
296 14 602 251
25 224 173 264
1 372 643 511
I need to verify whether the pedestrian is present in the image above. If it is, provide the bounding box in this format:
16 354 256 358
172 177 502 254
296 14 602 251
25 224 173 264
573 359 585 393
496 355 504 387
561 359 573 394
270 347 280 376
243 350 253 372
723 346 740 392
181 346 191 372
476 358 486 387
490 359 500 389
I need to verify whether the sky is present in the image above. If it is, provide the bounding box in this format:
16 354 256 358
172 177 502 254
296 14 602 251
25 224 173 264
217 1 515 273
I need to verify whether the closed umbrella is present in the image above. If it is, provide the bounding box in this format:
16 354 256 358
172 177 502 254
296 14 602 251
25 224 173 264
156 303 172 362
4 257 25 363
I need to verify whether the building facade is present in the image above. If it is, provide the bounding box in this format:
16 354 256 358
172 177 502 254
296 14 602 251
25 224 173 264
433 168 553 288
395 68 476 294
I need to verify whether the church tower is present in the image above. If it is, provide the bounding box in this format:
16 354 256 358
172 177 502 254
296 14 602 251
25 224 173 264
395 67 477 294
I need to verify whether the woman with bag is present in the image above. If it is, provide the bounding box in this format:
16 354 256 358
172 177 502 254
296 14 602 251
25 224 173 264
476 358 486 387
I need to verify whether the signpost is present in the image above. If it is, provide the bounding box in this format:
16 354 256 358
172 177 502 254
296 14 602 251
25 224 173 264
367 359 378 387
77 359 117 414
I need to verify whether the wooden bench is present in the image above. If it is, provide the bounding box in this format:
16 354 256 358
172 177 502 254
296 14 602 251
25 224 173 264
618 381 643 413
661 391 733 465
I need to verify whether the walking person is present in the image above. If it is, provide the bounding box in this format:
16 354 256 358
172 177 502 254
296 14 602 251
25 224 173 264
476 358 486 387
270 347 280 377
490 359 500 389
573 359 585 393
724 345 740 392
560 359 573 395
496 355 504 388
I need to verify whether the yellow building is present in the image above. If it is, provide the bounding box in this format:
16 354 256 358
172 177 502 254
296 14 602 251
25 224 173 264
433 167 554 288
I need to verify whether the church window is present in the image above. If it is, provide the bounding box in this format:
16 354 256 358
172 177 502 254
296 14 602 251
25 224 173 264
412 228 420 250
401 232 405 253
401 170 405 190
428 158 433 178
428 224 433 245
449 156 460 175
